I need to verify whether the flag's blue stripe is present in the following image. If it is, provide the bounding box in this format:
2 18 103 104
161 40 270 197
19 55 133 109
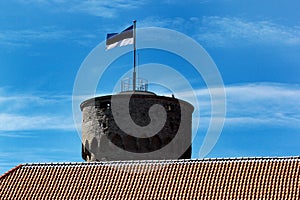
107 33 118 40
122 25 133 32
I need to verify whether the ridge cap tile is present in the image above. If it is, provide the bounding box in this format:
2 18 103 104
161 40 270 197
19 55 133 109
18 155 300 168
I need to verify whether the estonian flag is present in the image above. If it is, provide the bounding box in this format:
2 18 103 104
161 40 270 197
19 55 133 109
106 25 134 50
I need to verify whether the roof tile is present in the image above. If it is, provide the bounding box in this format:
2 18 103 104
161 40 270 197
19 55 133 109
0 157 299 199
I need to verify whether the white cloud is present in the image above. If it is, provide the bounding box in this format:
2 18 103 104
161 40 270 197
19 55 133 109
139 16 300 47
0 94 70 106
162 0 211 5
0 91 71 113
140 17 186 28
0 27 69 40
70 0 146 18
0 27 98 48
224 83 300 127
1 82 300 133
16 0 147 18
0 113 75 132
197 16 300 47
0 90 75 132
179 82 300 128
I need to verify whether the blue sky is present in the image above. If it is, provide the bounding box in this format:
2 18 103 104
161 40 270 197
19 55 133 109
1 0 300 174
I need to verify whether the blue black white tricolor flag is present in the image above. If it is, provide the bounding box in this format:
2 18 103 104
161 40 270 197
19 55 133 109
106 25 134 50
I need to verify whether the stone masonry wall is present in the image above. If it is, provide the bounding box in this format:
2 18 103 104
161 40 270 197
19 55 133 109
81 93 193 161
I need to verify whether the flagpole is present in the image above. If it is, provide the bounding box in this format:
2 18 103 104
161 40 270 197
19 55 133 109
133 20 137 91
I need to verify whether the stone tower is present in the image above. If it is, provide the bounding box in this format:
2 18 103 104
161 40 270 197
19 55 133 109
80 79 194 161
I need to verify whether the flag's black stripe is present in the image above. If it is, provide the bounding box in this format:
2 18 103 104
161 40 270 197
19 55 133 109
106 25 133 45
106 30 133 45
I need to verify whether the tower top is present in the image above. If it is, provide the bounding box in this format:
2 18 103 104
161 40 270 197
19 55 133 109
121 77 148 92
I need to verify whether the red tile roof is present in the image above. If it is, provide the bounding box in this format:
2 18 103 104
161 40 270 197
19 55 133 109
0 157 299 199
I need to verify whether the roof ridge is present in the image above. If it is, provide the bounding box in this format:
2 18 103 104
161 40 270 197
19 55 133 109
21 156 300 167
0 164 23 180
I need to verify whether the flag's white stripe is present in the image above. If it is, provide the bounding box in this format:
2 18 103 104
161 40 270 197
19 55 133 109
106 38 133 50
120 38 133 46
106 42 119 50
